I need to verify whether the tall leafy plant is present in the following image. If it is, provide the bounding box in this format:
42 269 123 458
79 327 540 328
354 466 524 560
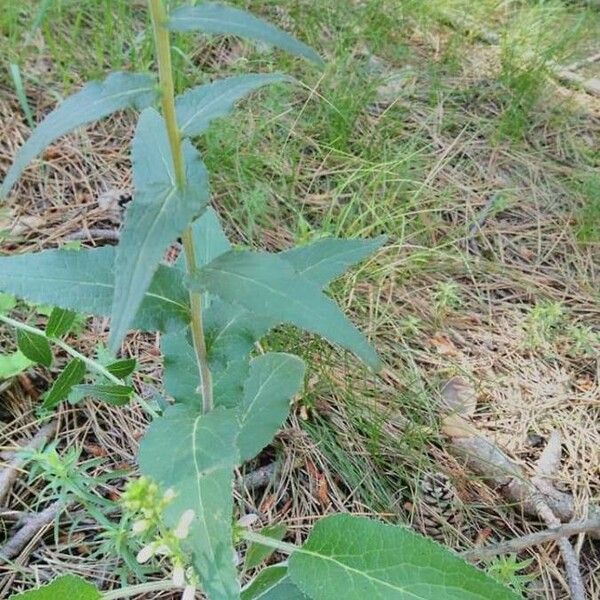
2 2 517 599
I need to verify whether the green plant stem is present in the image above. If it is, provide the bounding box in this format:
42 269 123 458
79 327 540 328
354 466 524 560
148 0 213 413
240 530 299 555
103 580 175 600
0 314 158 418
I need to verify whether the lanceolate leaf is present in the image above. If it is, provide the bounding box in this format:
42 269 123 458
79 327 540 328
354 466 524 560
109 108 209 351
242 566 307 600
288 514 519 600
139 406 240 600
176 74 291 137
237 353 305 461
17 330 52 367
0 247 189 332
9 574 101 600
45 307 77 338
106 358 136 379
175 207 231 276
168 3 323 65
1 72 156 197
71 383 133 406
281 236 387 288
161 329 202 408
42 358 86 410
188 251 380 369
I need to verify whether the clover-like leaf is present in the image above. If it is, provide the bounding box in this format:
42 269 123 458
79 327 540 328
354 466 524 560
109 107 210 351
1 72 156 197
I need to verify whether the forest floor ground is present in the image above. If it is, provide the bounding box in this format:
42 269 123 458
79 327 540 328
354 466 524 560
0 1 599 598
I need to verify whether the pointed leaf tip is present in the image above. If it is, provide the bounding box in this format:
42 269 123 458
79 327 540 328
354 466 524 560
168 3 323 66
108 108 209 351
1 72 156 198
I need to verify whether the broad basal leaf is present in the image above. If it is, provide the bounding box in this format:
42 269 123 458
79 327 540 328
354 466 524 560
9 575 100 600
45 307 77 337
176 74 290 137
109 108 209 351
17 329 52 367
188 251 380 369
169 3 323 65
242 566 307 600
281 236 387 288
42 358 86 410
288 514 519 600
0 247 189 332
237 353 305 461
1 72 156 197
139 406 240 600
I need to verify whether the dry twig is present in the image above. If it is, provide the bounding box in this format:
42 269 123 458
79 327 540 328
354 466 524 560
0 421 57 506
462 514 600 559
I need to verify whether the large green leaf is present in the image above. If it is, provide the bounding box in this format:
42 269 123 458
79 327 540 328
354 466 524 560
0 247 189 332
161 327 248 409
168 3 323 65
204 298 274 370
281 236 387 288
188 251 380 369
1 72 156 197
237 353 305 461
288 514 519 600
139 406 240 600
176 74 290 137
9 575 100 600
242 566 307 600
109 108 209 351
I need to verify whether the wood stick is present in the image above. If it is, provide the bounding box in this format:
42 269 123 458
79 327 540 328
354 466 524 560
0 500 63 561
0 421 57 506
462 514 600 559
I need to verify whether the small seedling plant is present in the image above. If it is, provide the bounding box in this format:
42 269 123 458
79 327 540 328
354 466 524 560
1 2 518 599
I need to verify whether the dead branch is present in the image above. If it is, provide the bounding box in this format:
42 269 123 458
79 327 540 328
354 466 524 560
0 421 57 506
64 228 120 242
0 500 63 561
462 514 600 559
